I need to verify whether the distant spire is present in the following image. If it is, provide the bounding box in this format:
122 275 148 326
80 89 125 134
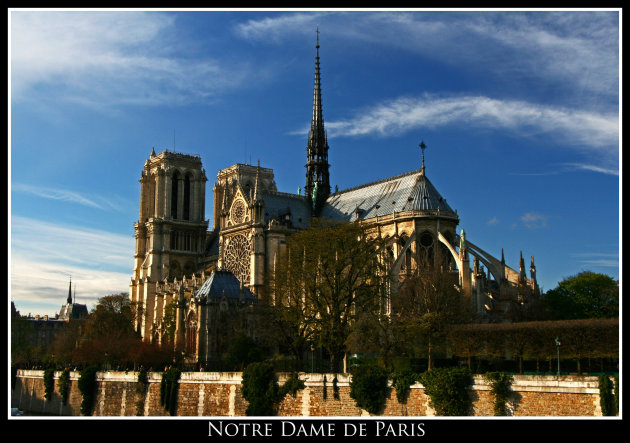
67 278 72 305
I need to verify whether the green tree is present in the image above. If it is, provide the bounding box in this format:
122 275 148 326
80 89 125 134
268 219 386 372
394 262 470 370
543 272 618 320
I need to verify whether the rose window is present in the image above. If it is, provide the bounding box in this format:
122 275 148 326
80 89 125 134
231 199 246 224
224 234 251 284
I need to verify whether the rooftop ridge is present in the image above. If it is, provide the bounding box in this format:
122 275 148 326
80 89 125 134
330 168 424 197
262 189 309 201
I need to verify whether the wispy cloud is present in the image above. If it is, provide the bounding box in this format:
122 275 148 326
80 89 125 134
235 11 619 103
10 11 247 107
11 216 134 273
572 252 619 269
520 212 548 229
487 217 499 226
10 216 134 315
12 183 126 211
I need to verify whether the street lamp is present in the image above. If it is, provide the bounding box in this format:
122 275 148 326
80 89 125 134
181 351 185 371
554 337 561 376
310 343 315 373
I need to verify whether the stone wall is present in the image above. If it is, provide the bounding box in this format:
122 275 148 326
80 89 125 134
11 370 606 417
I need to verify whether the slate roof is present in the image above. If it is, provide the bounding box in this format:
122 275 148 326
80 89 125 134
194 270 256 301
320 169 456 222
261 191 312 229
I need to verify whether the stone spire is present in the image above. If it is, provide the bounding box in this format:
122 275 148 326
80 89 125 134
67 278 73 305
253 160 262 203
305 27 331 215
420 141 427 175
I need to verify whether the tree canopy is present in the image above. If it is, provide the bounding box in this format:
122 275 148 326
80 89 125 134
543 272 618 320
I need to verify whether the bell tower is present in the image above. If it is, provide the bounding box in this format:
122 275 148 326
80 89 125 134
304 28 331 215
130 149 209 339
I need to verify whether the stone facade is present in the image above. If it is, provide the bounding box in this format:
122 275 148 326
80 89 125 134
128 36 540 365
12 370 608 417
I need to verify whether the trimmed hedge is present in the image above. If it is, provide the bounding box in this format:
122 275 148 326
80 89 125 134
419 367 472 416
349 364 390 415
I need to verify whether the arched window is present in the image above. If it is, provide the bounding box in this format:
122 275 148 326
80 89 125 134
183 173 191 220
419 231 435 266
171 171 179 219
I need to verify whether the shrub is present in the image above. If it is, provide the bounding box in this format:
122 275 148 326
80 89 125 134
136 367 150 416
279 371 305 399
598 375 614 416
160 367 181 416
391 370 417 404
484 372 514 416
58 368 71 406
241 362 278 416
43 368 55 401
78 366 98 416
332 375 340 400
349 364 390 415
614 376 619 415
419 367 472 416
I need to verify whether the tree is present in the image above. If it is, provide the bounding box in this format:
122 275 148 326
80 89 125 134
73 293 142 367
268 219 386 372
543 272 618 320
394 262 470 370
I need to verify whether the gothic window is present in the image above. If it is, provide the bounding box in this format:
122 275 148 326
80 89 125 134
170 231 179 250
224 234 251 285
419 231 435 266
169 260 181 280
171 171 179 219
231 199 246 224
183 173 191 220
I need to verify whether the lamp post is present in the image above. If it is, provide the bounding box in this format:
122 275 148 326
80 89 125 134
310 343 315 373
554 336 561 376
181 351 185 371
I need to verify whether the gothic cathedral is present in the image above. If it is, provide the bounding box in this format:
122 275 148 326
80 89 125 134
129 35 539 364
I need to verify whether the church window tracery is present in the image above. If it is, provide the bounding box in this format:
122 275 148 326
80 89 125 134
224 234 251 285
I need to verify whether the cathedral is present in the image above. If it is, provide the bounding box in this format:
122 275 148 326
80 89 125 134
129 35 540 364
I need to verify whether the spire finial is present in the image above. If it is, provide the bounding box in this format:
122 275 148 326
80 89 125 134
67 277 73 305
316 26 320 48
419 141 427 174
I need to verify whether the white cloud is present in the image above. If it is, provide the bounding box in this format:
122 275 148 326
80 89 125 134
520 212 548 229
10 216 134 315
319 94 618 168
10 11 246 107
234 11 619 102
12 183 126 211
10 216 134 273
487 217 499 226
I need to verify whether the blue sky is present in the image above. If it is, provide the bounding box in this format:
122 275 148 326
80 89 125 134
10 9 620 317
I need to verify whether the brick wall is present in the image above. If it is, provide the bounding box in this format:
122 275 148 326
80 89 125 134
11 370 605 417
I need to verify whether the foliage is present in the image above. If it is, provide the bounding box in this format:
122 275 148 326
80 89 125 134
543 272 618 320
349 364 390 415
43 368 55 401
135 366 150 416
448 319 619 368
391 370 417 404
78 366 98 416
419 367 472 416
241 362 280 416
484 372 514 416
599 375 615 416
225 334 267 370
323 375 327 400
162 300 177 343
58 368 71 406
268 219 386 371
160 367 181 416
279 372 305 399
395 260 471 370
614 376 619 415
332 375 340 400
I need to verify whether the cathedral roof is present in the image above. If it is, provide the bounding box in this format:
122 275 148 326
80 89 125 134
195 270 256 301
262 191 311 229
320 169 456 222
